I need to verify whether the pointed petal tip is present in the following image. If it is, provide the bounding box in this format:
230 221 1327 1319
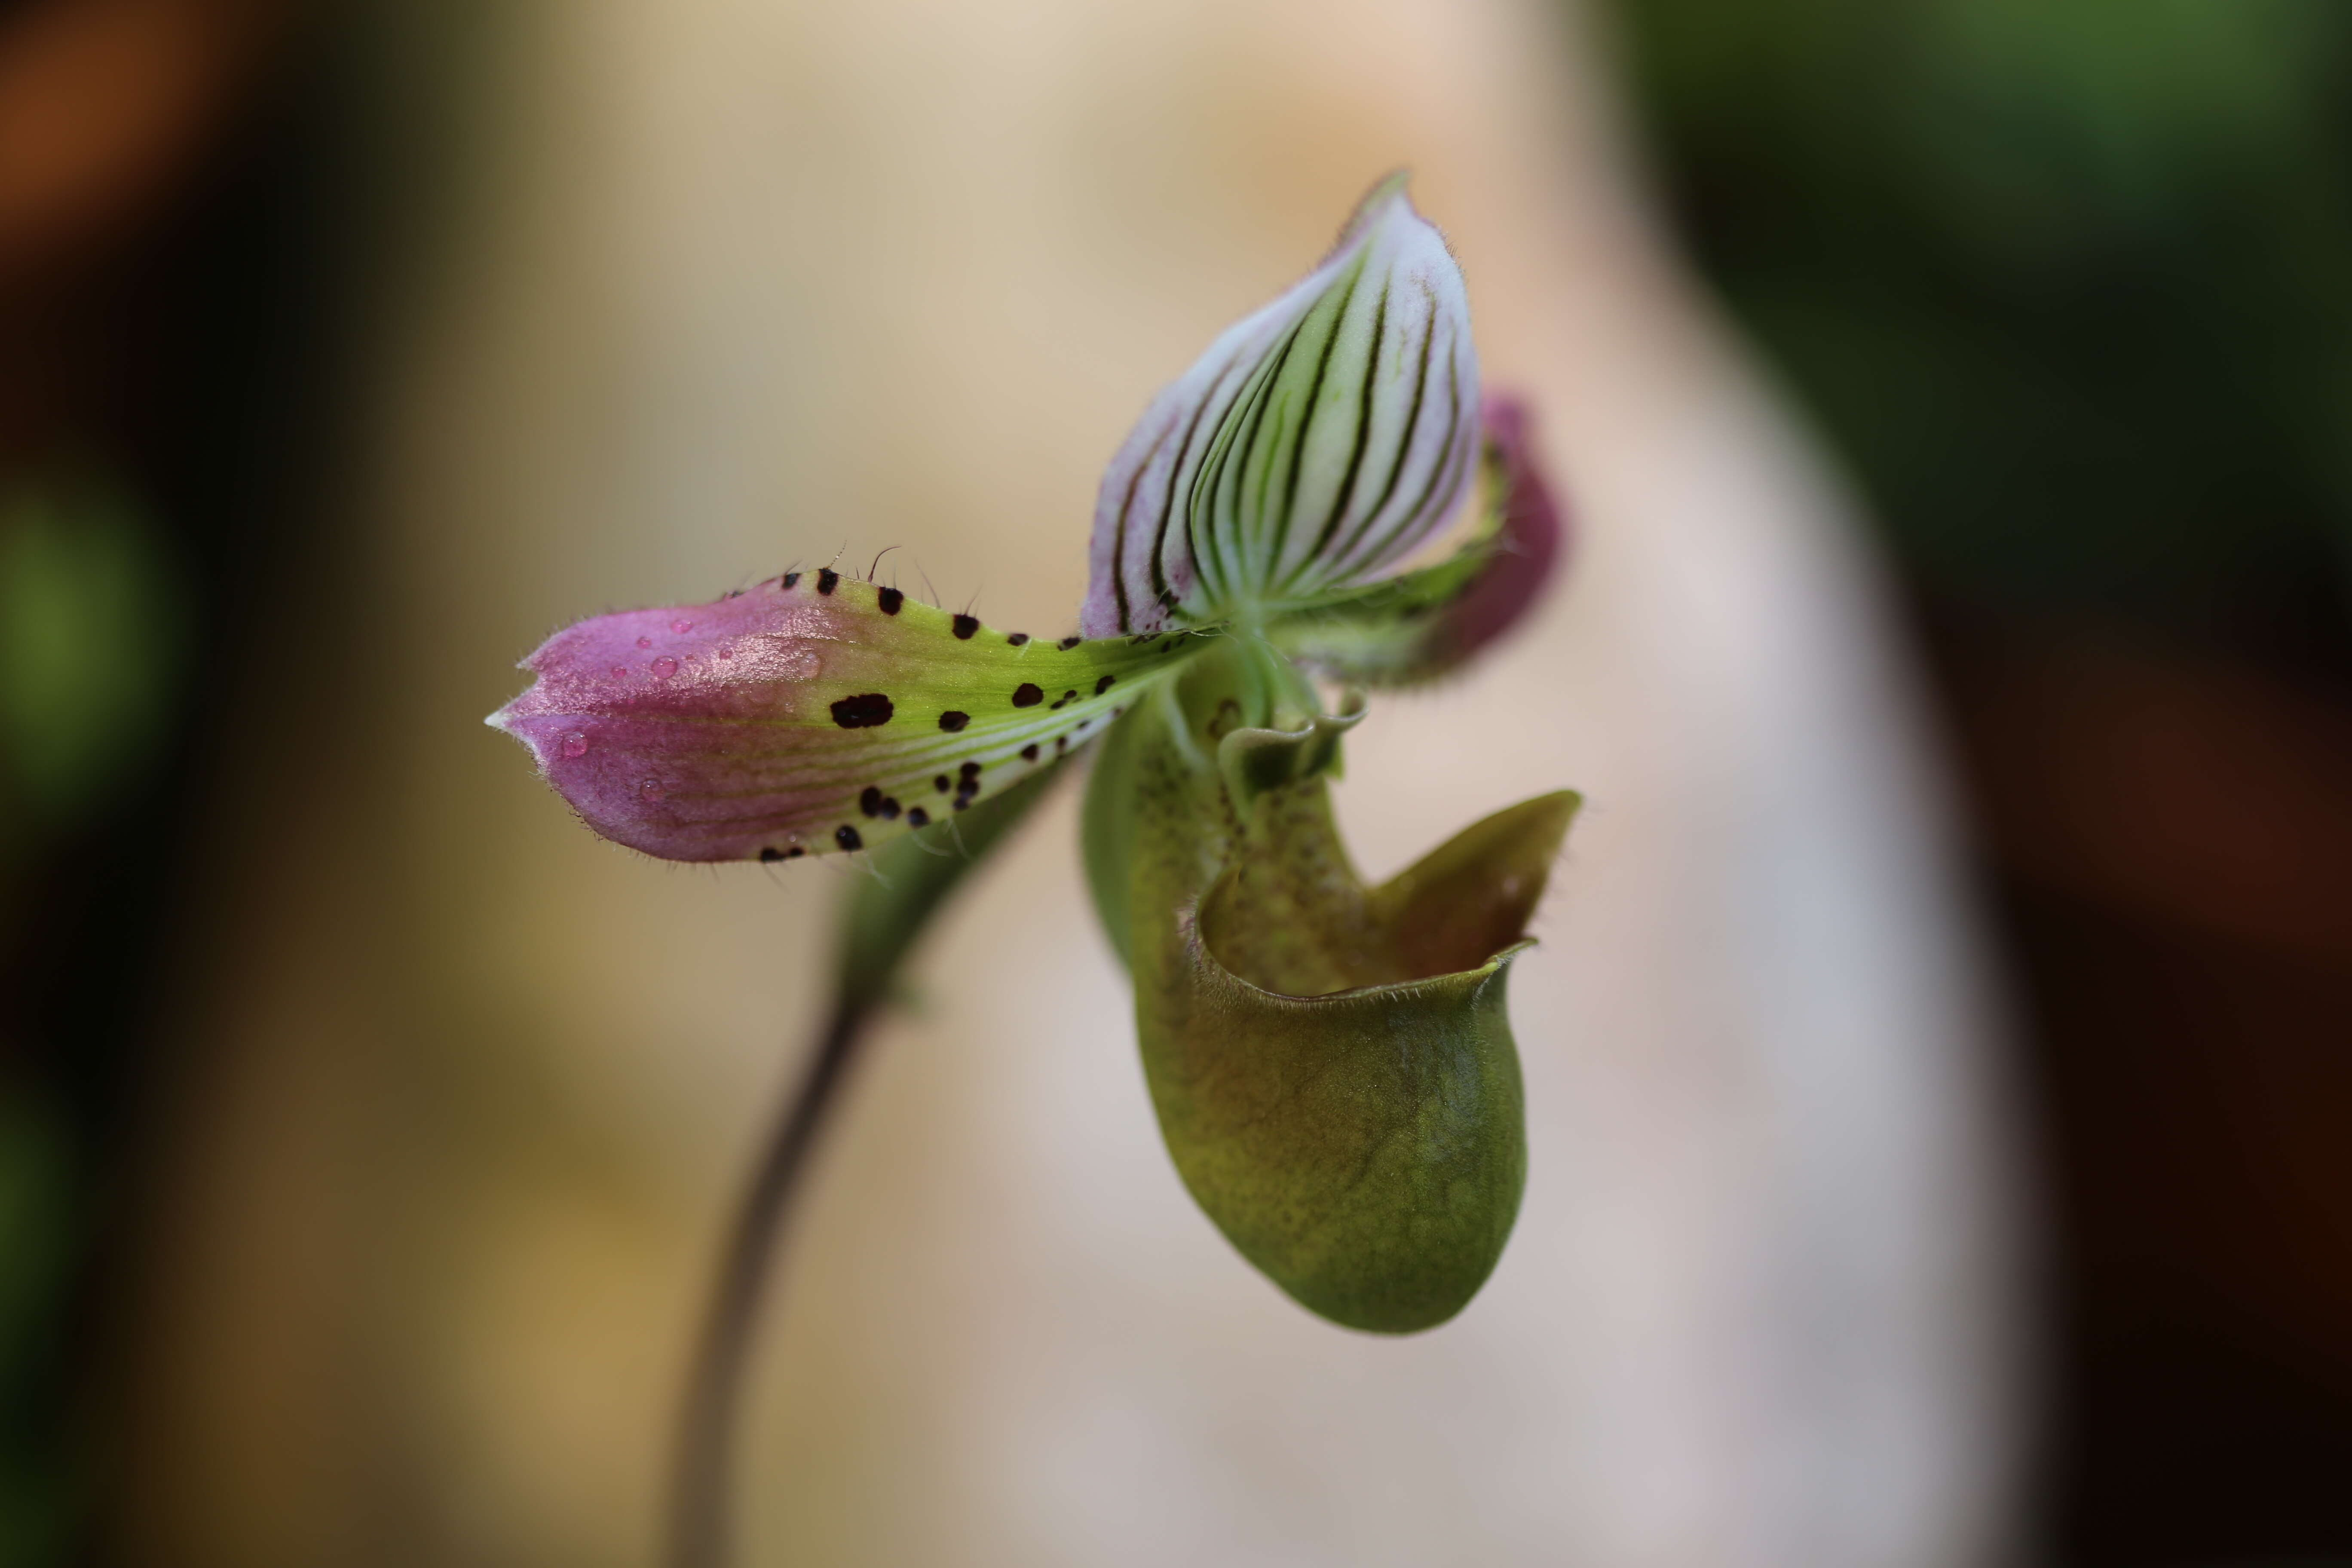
1334 168 1416 248
1485 935 1539 970
1522 786 1584 843
484 699 562 784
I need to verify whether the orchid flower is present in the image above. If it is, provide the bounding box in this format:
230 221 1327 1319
490 175 1574 1339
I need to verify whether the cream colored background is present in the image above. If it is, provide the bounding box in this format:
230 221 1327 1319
123 0 2027 1564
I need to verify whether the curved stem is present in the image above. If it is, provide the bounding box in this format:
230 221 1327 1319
667 1001 873 1568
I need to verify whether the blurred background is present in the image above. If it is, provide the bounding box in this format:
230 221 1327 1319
0 0 2344 1564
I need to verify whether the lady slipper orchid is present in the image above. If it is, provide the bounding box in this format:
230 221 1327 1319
492 175 1576 1335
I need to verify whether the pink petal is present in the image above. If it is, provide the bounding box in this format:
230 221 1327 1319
490 573 1202 861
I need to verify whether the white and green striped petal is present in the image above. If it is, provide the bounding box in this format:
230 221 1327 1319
1082 175 1480 637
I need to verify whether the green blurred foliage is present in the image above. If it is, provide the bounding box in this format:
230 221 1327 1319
1607 0 2352 645
0 481 179 1565
0 487 182 860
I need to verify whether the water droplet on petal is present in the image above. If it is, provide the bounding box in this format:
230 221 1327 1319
560 731 588 759
651 656 679 678
717 644 733 659
639 779 665 802
672 619 693 634
610 665 627 679
637 636 653 649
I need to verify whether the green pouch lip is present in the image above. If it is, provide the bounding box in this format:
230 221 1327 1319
1188 885 1537 1005
1147 895 1533 1335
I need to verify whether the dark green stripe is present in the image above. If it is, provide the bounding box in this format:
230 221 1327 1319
1109 418 1177 633
1149 346 1245 627
1273 264 1361 584
1185 347 1274 611
1331 280 1437 578
1202 323 1301 606
1352 335 1465 574
1294 276 1388 591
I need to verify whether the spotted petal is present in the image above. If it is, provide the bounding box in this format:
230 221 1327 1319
1082 174 1480 638
489 571 1207 861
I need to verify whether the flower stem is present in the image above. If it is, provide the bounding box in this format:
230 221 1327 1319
666 998 873 1568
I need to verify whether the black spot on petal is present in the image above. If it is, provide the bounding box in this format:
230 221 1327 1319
860 785 885 817
880 796 900 819
877 587 904 614
938 710 970 732
952 614 980 639
906 806 929 827
959 761 981 779
1096 674 1115 694
1006 632 1029 646
1057 635 1082 651
1055 735 1067 756
817 568 840 594
835 824 863 851
1019 743 1039 762
759 846 785 862
1012 683 1043 707
934 775 950 793
952 797 970 812
786 845 805 858
1062 690 1076 703
831 693 894 728
782 572 801 589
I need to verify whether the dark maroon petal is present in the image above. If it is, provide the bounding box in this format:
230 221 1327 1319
1436 394 1564 665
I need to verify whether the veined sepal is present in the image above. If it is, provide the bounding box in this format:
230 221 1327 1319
1083 174 1481 638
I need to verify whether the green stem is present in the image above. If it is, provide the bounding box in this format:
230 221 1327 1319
666 1000 874 1568
664 763 1074 1568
